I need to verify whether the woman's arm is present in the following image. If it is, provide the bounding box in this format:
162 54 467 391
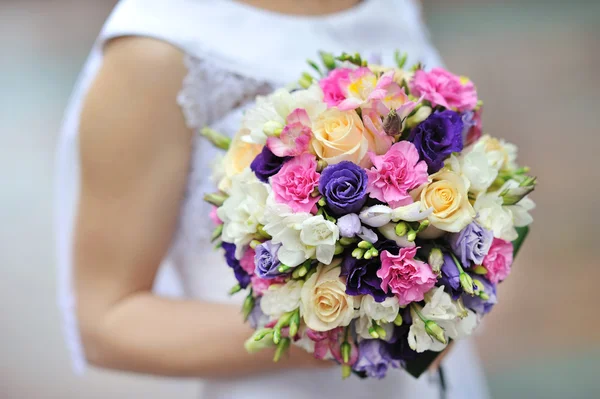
74 37 326 378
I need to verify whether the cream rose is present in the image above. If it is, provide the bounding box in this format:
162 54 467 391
471 135 517 171
420 169 476 233
311 108 369 165
300 260 357 331
218 128 262 192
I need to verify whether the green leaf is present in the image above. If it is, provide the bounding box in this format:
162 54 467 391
512 226 530 257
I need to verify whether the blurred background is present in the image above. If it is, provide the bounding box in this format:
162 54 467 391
1 0 598 397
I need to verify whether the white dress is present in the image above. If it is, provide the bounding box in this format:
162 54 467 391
55 0 491 398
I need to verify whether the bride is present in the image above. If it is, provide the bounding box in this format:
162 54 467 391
55 0 491 397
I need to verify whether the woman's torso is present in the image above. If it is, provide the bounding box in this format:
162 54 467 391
56 1 490 397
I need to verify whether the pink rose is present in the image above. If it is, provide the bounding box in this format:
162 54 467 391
209 206 223 225
366 141 428 207
483 238 513 284
240 248 256 275
271 152 321 213
319 68 352 108
410 68 478 112
267 108 312 157
251 275 286 296
377 247 437 306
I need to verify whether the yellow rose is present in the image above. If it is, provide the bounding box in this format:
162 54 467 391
311 108 369 165
300 260 357 331
420 169 476 233
218 128 262 192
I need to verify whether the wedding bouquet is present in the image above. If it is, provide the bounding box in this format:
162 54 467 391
202 52 535 379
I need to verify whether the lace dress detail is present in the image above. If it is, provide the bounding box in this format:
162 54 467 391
169 55 272 299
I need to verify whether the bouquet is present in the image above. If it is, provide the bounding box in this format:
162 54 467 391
202 52 536 379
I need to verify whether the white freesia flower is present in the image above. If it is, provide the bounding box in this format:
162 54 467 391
300 215 340 264
471 135 518 171
359 202 433 228
241 85 326 145
508 196 535 227
378 223 415 248
448 151 498 195
260 280 303 318
301 261 357 331
355 296 400 341
474 191 518 241
217 168 270 259
263 195 339 266
408 287 479 353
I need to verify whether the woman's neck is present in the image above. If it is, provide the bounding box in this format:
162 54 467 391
233 0 364 16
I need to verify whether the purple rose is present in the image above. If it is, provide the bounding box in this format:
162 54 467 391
250 146 290 183
408 110 464 173
439 252 461 299
463 275 497 315
354 339 400 379
222 242 251 288
319 161 368 216
449 221 493 267
254 241 283 279
341 239 398 302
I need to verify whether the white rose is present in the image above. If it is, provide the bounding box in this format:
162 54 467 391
300 215 339 264
260 280 303 318
474 191 518 241
217 168 270 259
471 135 518 171
300 261 357 331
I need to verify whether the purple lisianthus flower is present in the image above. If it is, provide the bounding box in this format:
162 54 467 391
408 110 464 173
248 297 269 329
354 339 400 379
337 213 362 238
319 161 368 216
439 252 462 299
449 221 493 267
250 146 290 183
463 275 497 315
222 242 251 288
254 241 282 279
341 239 398 302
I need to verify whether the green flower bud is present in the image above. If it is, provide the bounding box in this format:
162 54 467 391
242 294 255 322
405 105 432 129
352 248 365 259
368 326 380 339
425 320 447 344
298 75 312 89
472 265 488 275
375 324 387 339
415 219 430 233
229 283 242 295
428 248 444 275
253 328 274 342
249 239 261 249
211 224 223 242
256 225 270 239
245 329 274 353
200 127 231 150
357 240 373 249
394 50 408 69
316 160 328 172
369 248 379 258
341 364 352 379
479 292 490 301
288 310 300 338
291 263 309 279
319 51 336 70
394 313 404 326
363 251 373 260
341 342 351 364
273 337 291 362
406 229 417 242
460 272 475 295
395 222 408 236
278 264 292 273
334 243 345 255
339 237 358 246
262 120 284 137
203 192 228 207
318 198 327 207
